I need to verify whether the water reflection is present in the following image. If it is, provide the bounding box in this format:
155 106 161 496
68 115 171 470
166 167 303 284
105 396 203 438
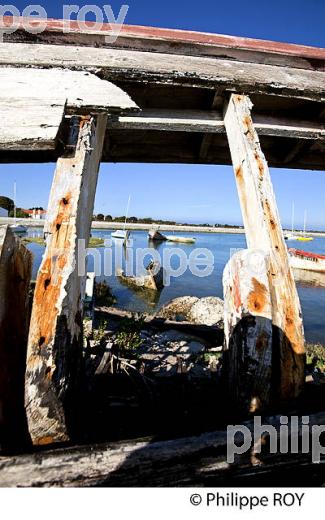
23 227 325 343
293 268 325 289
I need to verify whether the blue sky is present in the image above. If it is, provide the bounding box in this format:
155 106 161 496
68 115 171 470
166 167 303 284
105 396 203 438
1 0 325 229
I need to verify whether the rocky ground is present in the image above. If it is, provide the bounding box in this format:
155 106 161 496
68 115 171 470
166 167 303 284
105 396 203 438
86 295 225 380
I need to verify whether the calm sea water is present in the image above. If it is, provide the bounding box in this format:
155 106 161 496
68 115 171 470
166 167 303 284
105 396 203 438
26 227 325 344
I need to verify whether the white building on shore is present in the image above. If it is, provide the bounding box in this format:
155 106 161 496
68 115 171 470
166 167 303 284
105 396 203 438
22 209 47 220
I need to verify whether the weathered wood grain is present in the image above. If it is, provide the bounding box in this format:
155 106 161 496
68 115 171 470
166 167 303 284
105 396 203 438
108 109 325 139
1 411 325 487
0 226 32 448
223 250 273 412
2 17 325 71
25 115 107 446
0 44 324 101
0 68 138 151
224 94 305 402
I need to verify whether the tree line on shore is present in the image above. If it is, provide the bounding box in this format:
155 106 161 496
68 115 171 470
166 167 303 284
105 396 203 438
92 213 243 228
0 196 44 218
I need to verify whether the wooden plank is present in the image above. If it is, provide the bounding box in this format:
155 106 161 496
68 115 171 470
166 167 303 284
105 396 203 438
0 98 66 151
3 17 325 71
223 250 273 413
109 109 325 139
0 226 32 449
0 68 138 114
0 44 324 101
0 68 138 151
1 411 325 487
224 94 305 402
25 115 107 446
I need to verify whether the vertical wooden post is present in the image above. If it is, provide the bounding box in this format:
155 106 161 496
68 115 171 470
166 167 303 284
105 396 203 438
224 94 305 402
0 226 32 448
223 250 273 413
25 115 107 445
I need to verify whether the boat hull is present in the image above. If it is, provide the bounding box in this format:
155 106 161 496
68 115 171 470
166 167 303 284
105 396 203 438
165 236 195 244
111 230 130 240
10 225 27 235
289 248 325 273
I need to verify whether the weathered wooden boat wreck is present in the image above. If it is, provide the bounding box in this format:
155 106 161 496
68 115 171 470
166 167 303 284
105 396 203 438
0 16 325 486
289 248 325 272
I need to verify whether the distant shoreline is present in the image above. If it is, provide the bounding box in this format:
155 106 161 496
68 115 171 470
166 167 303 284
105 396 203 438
1 217 325 237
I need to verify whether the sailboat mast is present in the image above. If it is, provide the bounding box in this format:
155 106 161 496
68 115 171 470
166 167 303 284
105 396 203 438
13 181 17 223
302 210 307 235
123 195 131 231
291 202 295 233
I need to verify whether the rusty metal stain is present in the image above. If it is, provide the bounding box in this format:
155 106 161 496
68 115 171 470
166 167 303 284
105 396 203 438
254 152 264 177
235 165 242 178
248 277 267 313
36 436 55 446
28 191 73 363
242 114 255 141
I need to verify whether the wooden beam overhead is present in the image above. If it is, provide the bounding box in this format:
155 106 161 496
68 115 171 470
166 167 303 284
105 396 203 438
108 109 325 140
0 68 138 151
0 43 324 101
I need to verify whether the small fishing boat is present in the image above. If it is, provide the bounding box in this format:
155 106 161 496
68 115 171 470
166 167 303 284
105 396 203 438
148 228 167 241
165 235 196 244
288 248 325 273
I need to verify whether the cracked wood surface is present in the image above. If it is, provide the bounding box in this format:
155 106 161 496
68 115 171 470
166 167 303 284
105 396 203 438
1 411 325 487
0 68 138 151
25 115 107 446
0 226 32 448
223 250 273 412
224 94 305 402
0 44 324 101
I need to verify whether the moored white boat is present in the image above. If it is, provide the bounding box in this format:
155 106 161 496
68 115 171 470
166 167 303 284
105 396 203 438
10 224 27 235
165 235 196 244
111 195 131 243
111 229 130 240
288 248 325 273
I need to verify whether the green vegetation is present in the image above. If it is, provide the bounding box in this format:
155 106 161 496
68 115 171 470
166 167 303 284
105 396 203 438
115 315 145 356
0 196 14 213
88 237 105 247
92 213 244 228
23 236 105 247
306 343 325 369
9 208 29 218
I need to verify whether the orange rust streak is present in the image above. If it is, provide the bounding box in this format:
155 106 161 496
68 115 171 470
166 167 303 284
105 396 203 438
233 269 242 312
36 436 55 446
248 278 267 313
28 192 73 352
242 114 255 141
254 152 264 177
